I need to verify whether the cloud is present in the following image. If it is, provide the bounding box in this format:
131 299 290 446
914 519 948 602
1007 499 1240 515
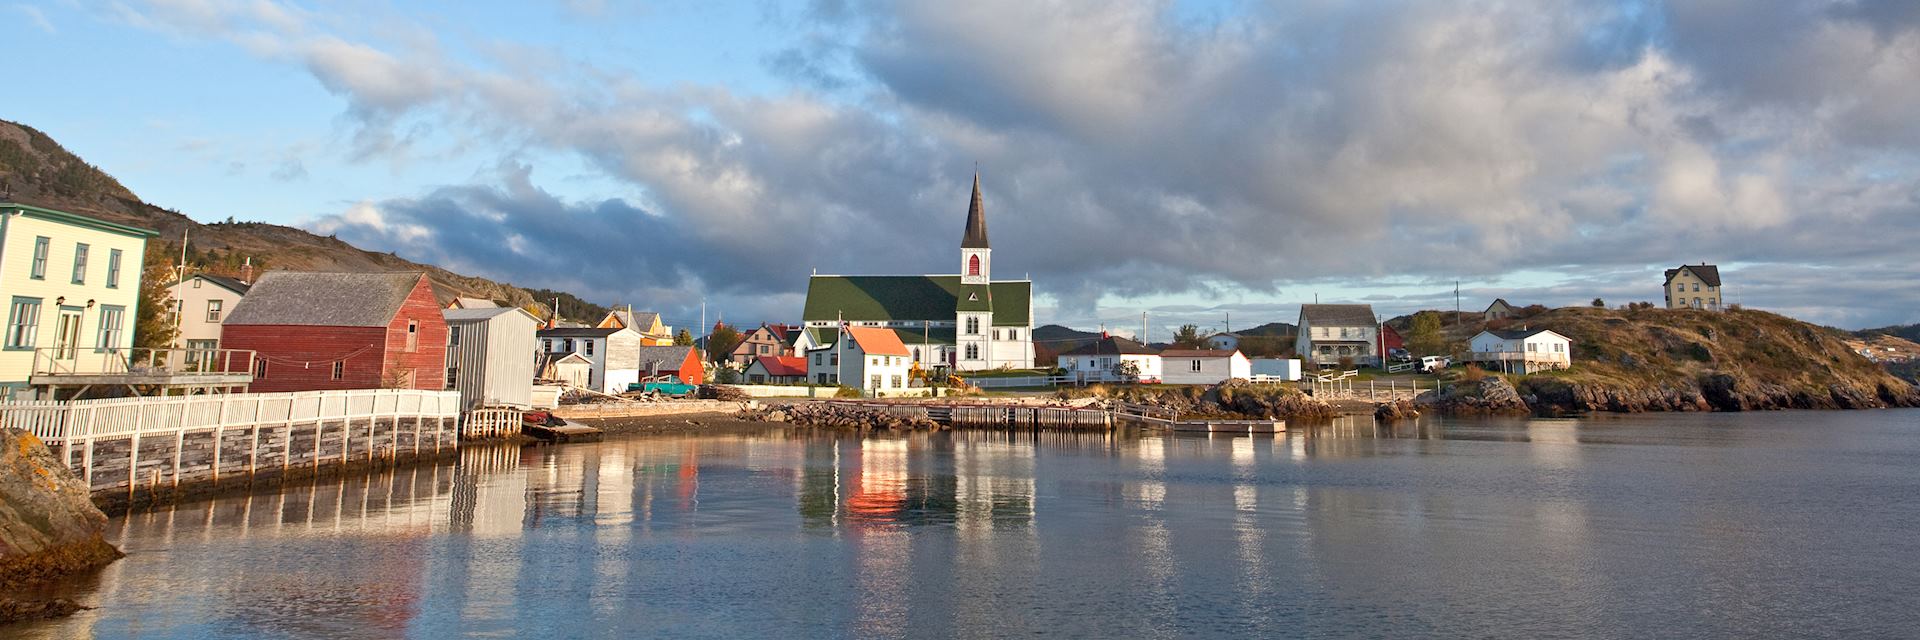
14 3 54 33
106 0 1920 329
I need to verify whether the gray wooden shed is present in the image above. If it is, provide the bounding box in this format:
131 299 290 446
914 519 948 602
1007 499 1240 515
443 307 541 409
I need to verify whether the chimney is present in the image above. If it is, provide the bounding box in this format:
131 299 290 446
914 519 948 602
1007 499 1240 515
241 257 253 284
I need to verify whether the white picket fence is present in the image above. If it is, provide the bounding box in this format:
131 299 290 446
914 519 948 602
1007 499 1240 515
0 389 464 445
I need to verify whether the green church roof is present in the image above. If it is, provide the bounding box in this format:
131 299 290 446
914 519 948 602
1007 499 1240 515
802 276 1031 326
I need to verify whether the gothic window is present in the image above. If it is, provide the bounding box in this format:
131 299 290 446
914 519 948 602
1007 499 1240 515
968 255 981 276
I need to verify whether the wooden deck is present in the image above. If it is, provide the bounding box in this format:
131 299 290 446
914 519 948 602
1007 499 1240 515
523 422 604 443
1170 419 1286 433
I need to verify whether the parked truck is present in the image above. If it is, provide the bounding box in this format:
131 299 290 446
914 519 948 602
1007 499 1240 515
627 375 697 398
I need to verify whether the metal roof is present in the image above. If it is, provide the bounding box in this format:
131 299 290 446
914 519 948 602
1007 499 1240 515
802 275 1031 326
1059 336 1158 356
223 271 425 327
962 174 990 249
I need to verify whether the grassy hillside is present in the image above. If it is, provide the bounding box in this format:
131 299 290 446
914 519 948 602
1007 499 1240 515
1496 307 1918 411
0 119 604 321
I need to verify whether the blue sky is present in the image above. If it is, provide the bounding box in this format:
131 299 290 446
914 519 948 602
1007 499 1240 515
7 1 1919 334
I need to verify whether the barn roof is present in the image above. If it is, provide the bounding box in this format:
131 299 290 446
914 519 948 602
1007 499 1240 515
1298 304 1377 327
636 346 697 372
223 271 425 327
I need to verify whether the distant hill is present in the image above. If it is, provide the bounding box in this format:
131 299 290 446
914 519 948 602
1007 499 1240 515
1859 323 1920 342
1235 322 1296 337
0 119 606 321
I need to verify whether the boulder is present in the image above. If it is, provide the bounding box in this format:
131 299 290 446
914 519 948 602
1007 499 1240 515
1417 376 1531 415
1374 400 1420 421
0 428 122 622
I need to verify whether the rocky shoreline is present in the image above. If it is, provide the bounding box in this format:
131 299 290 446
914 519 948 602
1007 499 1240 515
0 428 123 624
1411 375 1920 417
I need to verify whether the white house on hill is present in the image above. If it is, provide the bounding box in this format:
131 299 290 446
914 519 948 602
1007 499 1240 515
1468 328 1572 374
1295 304 1380 368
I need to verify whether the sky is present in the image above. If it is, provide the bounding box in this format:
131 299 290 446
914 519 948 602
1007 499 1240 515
5 0 1919 337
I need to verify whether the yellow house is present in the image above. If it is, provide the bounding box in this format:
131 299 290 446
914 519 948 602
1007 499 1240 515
1 203 157 399
597 307 674 346
1663 264 1723 310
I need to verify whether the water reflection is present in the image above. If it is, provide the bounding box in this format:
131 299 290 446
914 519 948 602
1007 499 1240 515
17 410 1920 639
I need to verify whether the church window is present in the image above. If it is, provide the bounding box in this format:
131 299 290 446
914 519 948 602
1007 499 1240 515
965 316 980 335
968 255 981 276
965 343 979 360
993 329 1001 340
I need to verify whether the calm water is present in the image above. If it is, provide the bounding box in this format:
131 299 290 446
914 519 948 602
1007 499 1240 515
16 410 1920 639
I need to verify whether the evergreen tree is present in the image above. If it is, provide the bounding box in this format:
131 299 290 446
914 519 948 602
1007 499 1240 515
133 242 178 350
674 329 695 346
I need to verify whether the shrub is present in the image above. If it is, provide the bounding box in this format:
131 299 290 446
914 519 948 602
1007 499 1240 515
834 385 862 398
1592 298 1606 307
1461 364 1487 382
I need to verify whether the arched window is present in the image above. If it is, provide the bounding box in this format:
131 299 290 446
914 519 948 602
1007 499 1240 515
968 255 981 276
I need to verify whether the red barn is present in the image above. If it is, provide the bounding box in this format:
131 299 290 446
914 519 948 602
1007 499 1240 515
221 272 449 393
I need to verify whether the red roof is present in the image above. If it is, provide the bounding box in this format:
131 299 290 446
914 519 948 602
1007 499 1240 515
755 356 807 377
845 327 911 356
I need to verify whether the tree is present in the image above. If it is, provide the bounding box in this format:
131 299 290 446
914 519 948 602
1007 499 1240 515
674 329 695 346
706 324 742 364
1113 359 1141 380
1173 324 1205 348
132 242 178 350
1407 311 1445 356
1591 298 1606 307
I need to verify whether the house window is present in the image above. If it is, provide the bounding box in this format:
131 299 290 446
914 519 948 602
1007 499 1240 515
193 279 203 288
830 353 839 366
30 237 48 280
5 298 41 349
333 361 346 380
968 255 980 276
1190 359 1202 372
563 338 575 352
1527 343 1537 352
814 353 822 366
449 326 461 346
1554 343 1564 353
71 243 88 284
913 348 921 362
759 344 769 354
543 339 553 352
107 249 123 289
585 340 594 356
95 306 125 350
870 374 882 389
406 321 419 351
445 367 457 388
205 299 223 322
255 359 268 379
891 375 902 388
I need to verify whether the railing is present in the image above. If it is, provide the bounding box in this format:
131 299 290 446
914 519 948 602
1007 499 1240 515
0 388 462 444
1467 351 1569 364
462 409 523 439
31 347 256 378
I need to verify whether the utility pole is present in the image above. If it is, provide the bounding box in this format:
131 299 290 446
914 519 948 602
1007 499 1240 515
1454 281 1461 328
1142 312 1148 346
172 227 189 347
700 298 707 359
1225 312 1230 335
835 310 844 386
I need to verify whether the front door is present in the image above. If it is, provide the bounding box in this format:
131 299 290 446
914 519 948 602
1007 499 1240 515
53 308 83 361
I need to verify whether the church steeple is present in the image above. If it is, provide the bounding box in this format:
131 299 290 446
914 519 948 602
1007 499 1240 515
962 173 990 249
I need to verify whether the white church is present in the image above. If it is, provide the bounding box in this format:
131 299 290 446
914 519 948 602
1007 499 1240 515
797 175 1035 371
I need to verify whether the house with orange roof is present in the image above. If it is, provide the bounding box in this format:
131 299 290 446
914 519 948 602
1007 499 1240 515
805 326 913 392
744 355 807 384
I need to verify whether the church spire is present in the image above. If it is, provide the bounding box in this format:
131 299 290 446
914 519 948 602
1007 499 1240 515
962 173 990 249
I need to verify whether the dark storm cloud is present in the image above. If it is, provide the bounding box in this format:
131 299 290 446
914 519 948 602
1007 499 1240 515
116 0 1920 328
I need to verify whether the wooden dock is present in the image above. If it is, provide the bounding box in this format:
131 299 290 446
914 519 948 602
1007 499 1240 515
522 422 604 443
1170 419 1286 433
827 402 1114 431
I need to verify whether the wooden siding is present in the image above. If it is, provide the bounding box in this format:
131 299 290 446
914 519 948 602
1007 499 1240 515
220 325 387 392
446 311 538 409
382 278 450 391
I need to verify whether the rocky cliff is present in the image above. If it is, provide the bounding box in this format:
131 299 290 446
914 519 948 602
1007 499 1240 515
0 428 121 622
1424 307 1920 414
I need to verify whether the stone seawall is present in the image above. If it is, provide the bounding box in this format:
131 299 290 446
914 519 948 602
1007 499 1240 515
56 416 461 514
